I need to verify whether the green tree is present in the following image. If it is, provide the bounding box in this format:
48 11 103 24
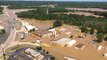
53 20 63 28
80 27 88 33
90 27 95 34
0 29 6 35
96 33 103 43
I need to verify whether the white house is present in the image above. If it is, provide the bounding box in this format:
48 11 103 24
20 21 38 31
66 40 76 47
25 24 38 31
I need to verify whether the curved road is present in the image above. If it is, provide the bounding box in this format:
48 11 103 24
0 6 33 56
0 6 16 44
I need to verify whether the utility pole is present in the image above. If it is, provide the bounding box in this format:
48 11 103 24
1 44 6 60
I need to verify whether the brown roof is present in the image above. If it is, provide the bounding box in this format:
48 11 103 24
35 30 51 36
75 43 85 49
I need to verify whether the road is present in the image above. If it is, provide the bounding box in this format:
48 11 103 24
0 6 33 56
0 6 34 44
0 6 16 44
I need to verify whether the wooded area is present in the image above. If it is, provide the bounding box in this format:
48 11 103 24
0 7 3 14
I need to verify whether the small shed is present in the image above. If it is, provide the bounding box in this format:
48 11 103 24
74 43 85 50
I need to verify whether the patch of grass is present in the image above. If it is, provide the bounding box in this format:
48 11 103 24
0 55 9 60
6 45 22 53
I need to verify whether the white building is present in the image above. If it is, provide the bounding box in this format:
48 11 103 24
25 24 38 31
0 25 4 30
25 48 44 59
66 40 76 47
20 20 38 31
52 38 76 47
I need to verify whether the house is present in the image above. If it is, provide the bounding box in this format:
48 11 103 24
74 43 85 50
25 24 38 31
35 30 52 37
20 20 38 31
52 38 76 47
66 40 76 47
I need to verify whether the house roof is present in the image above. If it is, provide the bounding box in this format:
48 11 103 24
35 30 51 36
75 43 85 49
25 25 38 31
67 40 76 46
53 38 71 45
25 48 40 57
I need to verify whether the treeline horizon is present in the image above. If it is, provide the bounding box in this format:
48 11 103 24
0 1 107 9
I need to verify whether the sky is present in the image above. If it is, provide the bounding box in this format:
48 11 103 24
1 0 107 2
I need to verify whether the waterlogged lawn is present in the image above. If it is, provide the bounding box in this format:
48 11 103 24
6 45 22 53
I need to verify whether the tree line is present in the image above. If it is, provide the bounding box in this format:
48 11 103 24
0 1 107 9
0 7 3 14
